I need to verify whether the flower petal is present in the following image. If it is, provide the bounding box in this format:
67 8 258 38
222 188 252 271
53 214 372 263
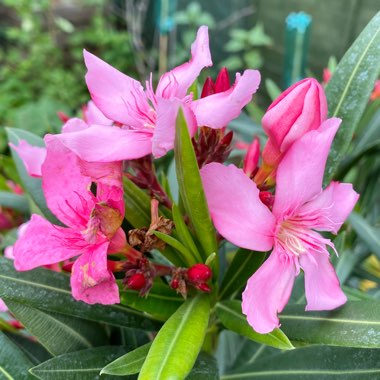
296 181 359 234
191 70 261 129
84 100 113 126
42 135 93 228
70 243 120 305
200 163 275 251
61 118 89 134
0 299 7 312
13 214 79 271
242 248 296 334
9 140 46 178
300 250 347 311
84 50 150 126
56 124 153 162
156 26 212 99
152 99 197 158
273 117 341 218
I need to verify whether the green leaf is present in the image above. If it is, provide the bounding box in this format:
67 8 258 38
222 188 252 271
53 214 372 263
174 110 218 264
280 301 380 348
123 177 151 228
6 300 108 356
216 301 293 350
139 294 210 380
186 352 219 380
101 343 151 376
30 346 129 380
324 12 380 182
0 331 35 380
219 249 266 300
172 203 203 263
348 212 380 259
265 78 281 102
120 282 183 322
5 127 59 224
0 258 160 331
153 231 196 267
0 191 29 213
223 345 380 379
4 332 51 365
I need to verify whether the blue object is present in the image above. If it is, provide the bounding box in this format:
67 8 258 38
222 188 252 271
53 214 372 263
284 12 312 88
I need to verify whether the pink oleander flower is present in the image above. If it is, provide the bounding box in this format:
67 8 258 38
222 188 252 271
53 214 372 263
12 135 126 305
255 78 327 186
0 299 7 312
201 117 359 334
55 26 260 161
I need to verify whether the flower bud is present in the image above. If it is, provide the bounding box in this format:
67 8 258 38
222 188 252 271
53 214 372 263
127 273 146 290
170 278 179 290
262 78 327 167
243 137 260 178
187 264 212 283
259 191 274 209
214 67 230 93
197 283 211 293
201 77 215 98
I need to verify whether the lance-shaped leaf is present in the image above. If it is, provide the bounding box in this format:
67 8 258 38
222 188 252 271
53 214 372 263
348 212 380 260
223 345 380 379
0 258 160 331
0 331 35 380
120 282 183 322
6 300 108 356
101 343 151 376
174 110 218 264
5 127 59 224
324 12 380 182
280 301 380 348
0 191 29 213
219 249 266 300
139 294 210 379
29 346 129 380
216 301 293 350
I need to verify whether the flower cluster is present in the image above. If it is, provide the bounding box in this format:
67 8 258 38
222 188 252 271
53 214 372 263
8 25 358 334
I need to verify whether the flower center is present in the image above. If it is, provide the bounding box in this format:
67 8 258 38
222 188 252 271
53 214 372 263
277 220 308 257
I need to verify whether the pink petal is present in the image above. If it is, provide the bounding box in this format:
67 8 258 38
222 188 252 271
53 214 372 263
70 243 120 305
84 100 113 126
61 118 89 134
42 135 93 228
56 124 153 162
152 99 197 158
156 26 212 99
273 118 341 218
84 50 151 126
0 299 8 312
200 163 275 251
13 214 79 271
242 248 296 334
9 140 46 178
191 70 261 129
300 250 347 311
108 227 127 254
296 182 359 234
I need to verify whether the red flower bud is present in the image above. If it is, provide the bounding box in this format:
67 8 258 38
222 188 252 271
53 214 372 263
187 264 212 283
201 77 215 98
259 191 274 209
57 111 70 123
197 283 211 293
215 67 230 93
170 278 179 289
127 273 146 290
243 137 260 178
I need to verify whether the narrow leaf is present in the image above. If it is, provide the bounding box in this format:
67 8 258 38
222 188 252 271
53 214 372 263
0 191 29 213
349 212 380 259
139 294 210 380
324 12 380 182
6 300 108 356
216 301 293 350
281 301 380 348
174 110 218 263
219 249 266 299
0 331 35 380
0 258 160 331
101 343 151 376
223 345 380 379
30 346 128 380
